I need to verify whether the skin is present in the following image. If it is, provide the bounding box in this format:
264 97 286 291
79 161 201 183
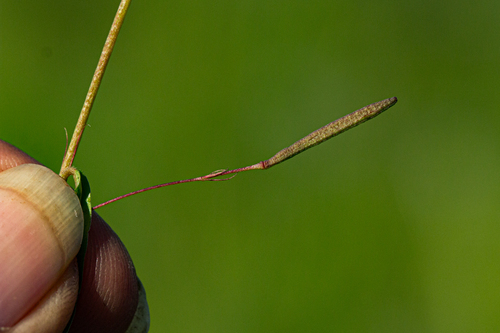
0 139 139 332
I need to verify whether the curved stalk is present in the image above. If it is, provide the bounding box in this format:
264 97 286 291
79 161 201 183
94 97 397 209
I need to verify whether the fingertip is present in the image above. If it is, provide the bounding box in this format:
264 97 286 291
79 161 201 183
0 140 41 171
70 213 139 333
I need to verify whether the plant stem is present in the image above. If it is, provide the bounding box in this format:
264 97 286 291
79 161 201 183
93 97 397 209
60 0 132 180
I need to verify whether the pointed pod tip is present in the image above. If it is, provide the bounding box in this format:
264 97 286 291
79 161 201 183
380 96 398 107
380 97 398 109
371 97 398 114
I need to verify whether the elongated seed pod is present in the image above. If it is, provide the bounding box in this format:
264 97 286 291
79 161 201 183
262 97 398 168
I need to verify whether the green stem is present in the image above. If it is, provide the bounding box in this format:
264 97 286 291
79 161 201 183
60 0 132 180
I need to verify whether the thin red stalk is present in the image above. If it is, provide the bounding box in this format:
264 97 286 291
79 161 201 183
93 97 397 210
93 164 261 209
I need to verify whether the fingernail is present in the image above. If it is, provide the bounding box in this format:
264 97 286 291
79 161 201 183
0 164 83 327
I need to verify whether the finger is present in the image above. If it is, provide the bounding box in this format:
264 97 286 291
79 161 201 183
0 140 141 332
0 152 80 329
8 261 79 333
0 140 40 171
69 212 139 333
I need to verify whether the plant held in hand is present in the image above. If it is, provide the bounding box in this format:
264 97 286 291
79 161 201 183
0 0 397 332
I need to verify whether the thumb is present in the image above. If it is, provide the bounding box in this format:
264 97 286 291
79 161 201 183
0 164 83 332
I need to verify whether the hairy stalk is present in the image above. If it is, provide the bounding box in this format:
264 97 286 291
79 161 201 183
94 97 397 209
60 0 132 180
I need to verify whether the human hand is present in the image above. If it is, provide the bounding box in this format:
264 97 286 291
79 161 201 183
0 140 145 332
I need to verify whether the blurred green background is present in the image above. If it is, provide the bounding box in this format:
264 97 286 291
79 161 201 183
1 1 500 332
